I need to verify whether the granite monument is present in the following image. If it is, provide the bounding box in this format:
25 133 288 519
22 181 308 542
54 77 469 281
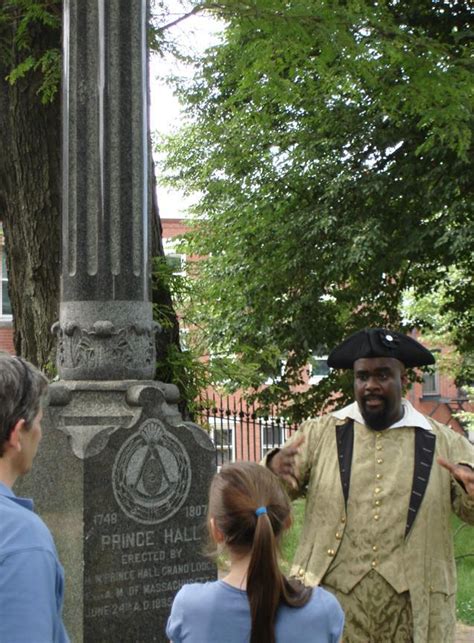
16 1 216 641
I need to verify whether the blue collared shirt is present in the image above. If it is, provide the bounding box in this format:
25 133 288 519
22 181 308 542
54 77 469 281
0 481 69 643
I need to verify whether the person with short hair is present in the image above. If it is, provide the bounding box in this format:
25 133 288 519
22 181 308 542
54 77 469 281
166 461 344 643
0 353 69 643
267 328 474 643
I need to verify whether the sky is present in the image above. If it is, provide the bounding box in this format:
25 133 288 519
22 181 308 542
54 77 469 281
149 3 223 219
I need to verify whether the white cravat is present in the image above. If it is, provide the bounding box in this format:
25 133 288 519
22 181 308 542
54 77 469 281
332 398 432 431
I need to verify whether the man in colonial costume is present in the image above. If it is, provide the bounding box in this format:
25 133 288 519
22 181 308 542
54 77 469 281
267 329 474 643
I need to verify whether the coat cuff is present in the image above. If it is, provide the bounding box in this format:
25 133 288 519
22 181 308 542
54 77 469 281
264 447 281 469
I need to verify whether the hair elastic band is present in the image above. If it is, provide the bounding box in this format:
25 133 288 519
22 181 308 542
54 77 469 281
255 506 267 517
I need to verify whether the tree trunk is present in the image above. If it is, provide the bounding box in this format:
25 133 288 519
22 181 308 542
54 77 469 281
0 4 182 384
0 9 61 369
146 14 181 381
150 163 190 416
150 146 182 367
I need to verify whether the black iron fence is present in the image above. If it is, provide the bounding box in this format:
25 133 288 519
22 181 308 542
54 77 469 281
196 394 298 468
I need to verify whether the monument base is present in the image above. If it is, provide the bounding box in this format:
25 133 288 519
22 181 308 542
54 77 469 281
15 380 217 642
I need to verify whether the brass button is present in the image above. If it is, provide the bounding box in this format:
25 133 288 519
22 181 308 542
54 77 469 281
298 568 305 577
371 560 378 567
376 473 382 480
327 549 335 556
374 487 381 494
374 514 380 521
375 500 381 506
341 517 346 523
377 458 384 464
335 532 342 540
376 433 382 439
376 445 382 451
372 545 378 552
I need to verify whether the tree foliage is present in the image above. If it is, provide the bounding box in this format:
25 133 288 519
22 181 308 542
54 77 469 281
160 0 474 421
455 387 474 432
403 268 474 387
0 1 182 384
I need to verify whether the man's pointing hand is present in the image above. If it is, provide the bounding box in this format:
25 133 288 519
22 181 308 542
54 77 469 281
438 457 474 496
268 435 305 489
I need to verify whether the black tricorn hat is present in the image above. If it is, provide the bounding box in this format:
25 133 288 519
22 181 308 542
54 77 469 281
327 328 435 369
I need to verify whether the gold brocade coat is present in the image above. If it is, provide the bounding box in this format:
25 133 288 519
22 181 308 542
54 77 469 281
271 414 474 643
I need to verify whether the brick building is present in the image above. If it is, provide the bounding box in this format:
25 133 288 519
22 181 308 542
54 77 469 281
0 227 14 354
1 219 472 460
160 218 472 443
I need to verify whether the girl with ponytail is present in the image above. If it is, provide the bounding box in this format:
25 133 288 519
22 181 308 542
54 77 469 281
166 462 344 642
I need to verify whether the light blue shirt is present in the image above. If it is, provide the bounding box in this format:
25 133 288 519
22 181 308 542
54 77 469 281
166 580 344 642
0 481 69 643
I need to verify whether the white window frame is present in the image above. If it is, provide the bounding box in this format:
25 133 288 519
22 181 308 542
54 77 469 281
421 368 440 396
308 355 330 385
179 327 189 352
206 416 235 469
0 240 12 321
260 420 288 459
162 237 186 277
421 350 440 397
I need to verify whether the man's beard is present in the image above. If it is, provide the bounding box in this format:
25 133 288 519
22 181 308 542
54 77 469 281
360 396 391 431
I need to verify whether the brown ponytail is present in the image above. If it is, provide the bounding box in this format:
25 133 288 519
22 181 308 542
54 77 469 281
208 462 312 643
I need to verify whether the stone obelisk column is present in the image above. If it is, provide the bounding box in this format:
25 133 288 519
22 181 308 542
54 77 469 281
16 3 216 642
55 0 155 380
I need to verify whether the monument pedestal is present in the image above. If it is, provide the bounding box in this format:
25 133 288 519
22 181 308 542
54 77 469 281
17 381 216 642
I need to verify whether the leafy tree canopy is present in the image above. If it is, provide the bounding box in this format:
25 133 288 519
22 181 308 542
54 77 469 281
403 268 474 386
0 0 61 103
159 0 474 421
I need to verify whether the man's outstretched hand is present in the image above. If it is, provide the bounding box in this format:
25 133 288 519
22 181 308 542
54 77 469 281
268 435 305 489
438 457 474 496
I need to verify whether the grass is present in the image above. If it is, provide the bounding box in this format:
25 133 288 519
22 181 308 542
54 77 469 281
279 500 474 626
280 498 306 575
453 515 474 625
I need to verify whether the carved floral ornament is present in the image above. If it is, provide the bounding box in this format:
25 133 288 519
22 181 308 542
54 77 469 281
52 320 160 370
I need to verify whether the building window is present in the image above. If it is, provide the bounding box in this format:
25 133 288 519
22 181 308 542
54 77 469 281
260 420 288 458
308 355 330 385
0 246 12 320
165 252 186 275
207 416 235 469
179 327 189 352
422 366 440 396
162 237 186 276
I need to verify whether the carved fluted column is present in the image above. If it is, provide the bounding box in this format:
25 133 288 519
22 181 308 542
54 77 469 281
54 0 156 379
14 4 217 641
